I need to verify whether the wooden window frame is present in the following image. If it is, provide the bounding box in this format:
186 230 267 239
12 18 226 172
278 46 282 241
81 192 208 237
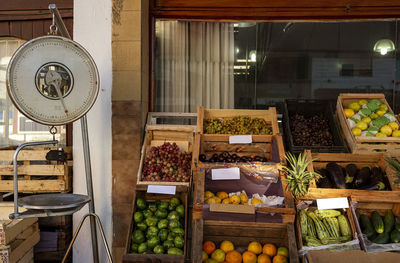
148 0 400 111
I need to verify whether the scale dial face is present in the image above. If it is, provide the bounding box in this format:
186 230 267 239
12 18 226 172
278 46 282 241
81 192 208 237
6 35 99 125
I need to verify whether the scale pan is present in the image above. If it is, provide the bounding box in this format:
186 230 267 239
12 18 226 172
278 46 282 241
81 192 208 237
18 193 90 210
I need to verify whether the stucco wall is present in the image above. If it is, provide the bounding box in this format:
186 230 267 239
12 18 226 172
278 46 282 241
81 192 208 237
73 0 113 262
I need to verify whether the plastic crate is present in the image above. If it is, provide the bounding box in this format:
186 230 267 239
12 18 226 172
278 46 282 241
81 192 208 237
283 99 348 153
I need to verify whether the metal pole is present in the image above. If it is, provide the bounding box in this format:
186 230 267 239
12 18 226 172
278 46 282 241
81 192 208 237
48 4 99 262
81 115 99 263
12 141 57 217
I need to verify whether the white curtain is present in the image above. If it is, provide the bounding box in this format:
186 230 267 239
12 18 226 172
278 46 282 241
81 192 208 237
157 21 234 112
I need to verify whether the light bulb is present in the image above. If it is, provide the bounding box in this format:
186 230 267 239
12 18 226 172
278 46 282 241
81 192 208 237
250 53 256 61
380 48 388 55
236 47 239 54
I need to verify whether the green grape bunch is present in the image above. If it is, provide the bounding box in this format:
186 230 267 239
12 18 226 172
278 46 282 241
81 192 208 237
204 116 272 135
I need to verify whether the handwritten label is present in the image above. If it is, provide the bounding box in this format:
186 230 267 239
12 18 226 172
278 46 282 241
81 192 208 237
229 135 252 144
317 197 349 210
211 167 240 180
147 185 176 195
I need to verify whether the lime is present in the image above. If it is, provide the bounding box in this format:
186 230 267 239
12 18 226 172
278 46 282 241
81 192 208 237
148 203 157 213
168 219 181 230
169 197 181 207
352 128 362 136
361 117 372 125
163 240 174 249
131 230 145 244
171 227 185 237
157 219 168 229
380 104 389 111
134 211 144 223
145 216 159 227
174 235 184 248
158 228 169 241
370 113 379 120
153 245 164 254
167 211 180 221
146 226 159 238
136 222 147 231
147 236 160 249
131 243 139 253
167 247 183 255
136 198 147 211
155 209 168 219
176 204 185 217
142 209 153 218
138 242 147 253
376 109 386 117
158 201 169 210
349 102 360 112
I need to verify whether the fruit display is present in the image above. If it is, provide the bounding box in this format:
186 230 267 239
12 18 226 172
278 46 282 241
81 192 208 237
316 163 389 190
130 196 186 255
298 208 353 247
203 190 284 207
141 142 192 182
356 209 400 244
282 152 321 197
343 99 400 137
289 113 334 146
199 152 268 163
202 240 289 263
204 116 272 135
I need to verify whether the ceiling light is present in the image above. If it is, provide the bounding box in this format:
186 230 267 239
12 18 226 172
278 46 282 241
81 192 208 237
249 50 256 62
373 39 395 55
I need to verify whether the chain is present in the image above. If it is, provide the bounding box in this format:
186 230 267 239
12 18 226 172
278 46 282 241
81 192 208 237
50 126 58 142
49 12 58 35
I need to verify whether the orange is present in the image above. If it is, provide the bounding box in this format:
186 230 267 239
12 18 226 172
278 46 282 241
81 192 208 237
276 247 288 258
222 198 231 204
272 255 287 263
220 240 235 253
202 250 209 262
225 250 242 263
203 241 216 255
217 191 229 200
262 244 277 257
243 251 257 263
229 195 241 204
248 241 262 254
257 254 271 263
211 249 226 263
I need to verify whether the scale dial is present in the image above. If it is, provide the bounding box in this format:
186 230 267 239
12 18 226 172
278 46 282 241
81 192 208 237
6 35 99 125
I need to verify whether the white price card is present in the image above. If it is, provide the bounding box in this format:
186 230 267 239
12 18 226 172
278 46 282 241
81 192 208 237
229 135 252 144
211 167 240 180
317 197 349 210
147 185 176 195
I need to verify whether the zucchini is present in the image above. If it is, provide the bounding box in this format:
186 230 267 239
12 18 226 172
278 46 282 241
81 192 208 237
338 215 352 237
320 237 342 245
327 217 340 238
307 216 317 238
315 209 341 218
395 222 400 232
323 218 334 237
300 210 308 238
384 210 395 233
372 211 384 234
391 229 400 243
360 214 375 239
308 211 330 240
372 232 390 244
305 236 322 247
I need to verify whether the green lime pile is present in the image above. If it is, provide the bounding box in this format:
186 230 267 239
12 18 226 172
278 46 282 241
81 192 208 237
131 196 185 255
343 99 400 137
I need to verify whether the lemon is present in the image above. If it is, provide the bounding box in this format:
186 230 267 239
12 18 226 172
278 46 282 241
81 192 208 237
376 132 387 137
359 99 368 106
379 104 389 111
392 130 400 137
205 191 214 199
213 197 222 203
229 195 241 204
380 125 392 136
205 198 217 205
240 193 248 204
344 108 355 118
251 198 262 206
389 122 399 131
352 128 362 136
349 102 360 112
355 121 368 131
370 113 379 120
216 192 228 200
361 117 372 125
222 198 230 204
376 109 386 117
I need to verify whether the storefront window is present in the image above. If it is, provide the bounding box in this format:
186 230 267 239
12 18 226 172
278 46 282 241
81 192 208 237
155 20 400 112
0 38 66 146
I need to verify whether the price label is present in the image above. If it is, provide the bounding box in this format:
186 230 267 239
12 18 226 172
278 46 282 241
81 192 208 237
317 197 349 210
229 135 252 144
147 185 176 195
211 167 240 180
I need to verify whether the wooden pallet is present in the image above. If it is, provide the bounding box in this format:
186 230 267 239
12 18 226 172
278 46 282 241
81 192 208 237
302 151 400 206
136 125 195 189
197 106 280 136
296 201 360 262
191 215 299 263
336 93 400 155
0 147 72 193
123 189 189 263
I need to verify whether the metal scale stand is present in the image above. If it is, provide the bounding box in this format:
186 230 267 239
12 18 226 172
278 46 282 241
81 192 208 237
6 4 113 263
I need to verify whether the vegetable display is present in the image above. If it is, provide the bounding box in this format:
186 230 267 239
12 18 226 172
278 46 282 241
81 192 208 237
130 196 185 255
356 209 400 244
343 99 400 137
317 163 389 190
290 113 334 146
384 156 400 184
299 208 353 247
199 152 268 163
204 116 272 135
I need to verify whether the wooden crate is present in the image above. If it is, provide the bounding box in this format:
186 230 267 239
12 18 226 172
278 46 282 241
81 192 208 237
191 215 299 263
337 93 400 155
136 125 195 190
302 151 400 205
197 106 280 136
296 201 360 262
0 219 39 263
123 189 189 263
0 147 72 193
350 200 400 252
